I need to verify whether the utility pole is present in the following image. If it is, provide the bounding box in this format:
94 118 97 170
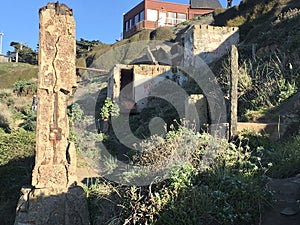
0 33 3 55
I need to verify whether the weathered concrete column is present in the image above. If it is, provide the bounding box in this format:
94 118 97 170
32 2 77 190
229 45 239 138
14 3 89 225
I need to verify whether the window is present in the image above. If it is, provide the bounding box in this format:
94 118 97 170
177 13 187 23
125 21 129 32
140 10 145 21
129 19 132 30
167 12 176 25
134 14 139 26
147 9 158 21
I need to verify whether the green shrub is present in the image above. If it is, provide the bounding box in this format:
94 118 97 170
0 102 12 131
0 129 35 166
68 103 84 126
226 15 247 27
13 79 37 96
19 109 37 131
266 134 300 178
100 97 119 120
0 90 12 102
0 128 35 224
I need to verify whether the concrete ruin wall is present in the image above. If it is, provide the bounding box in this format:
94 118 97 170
210 122 288 141
108 64 187 112
32 2 77 191
185 94 208 130
133 65 172 110
184 24 239 65
0 55 9 62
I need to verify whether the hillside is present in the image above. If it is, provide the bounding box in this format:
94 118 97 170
1 1 300 224
77 0 300 125
0 62 38 89
80 0 300 65
214 0 300 64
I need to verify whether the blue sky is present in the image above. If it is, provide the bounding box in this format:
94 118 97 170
0 0 240 54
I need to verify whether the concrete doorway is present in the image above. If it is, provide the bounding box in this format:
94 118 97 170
120 68 134 107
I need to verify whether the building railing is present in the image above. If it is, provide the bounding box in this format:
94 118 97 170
165 18 187 26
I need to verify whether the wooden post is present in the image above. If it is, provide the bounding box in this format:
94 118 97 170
229 45 238 139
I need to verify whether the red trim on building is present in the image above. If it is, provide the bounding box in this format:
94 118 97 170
123 0 215 39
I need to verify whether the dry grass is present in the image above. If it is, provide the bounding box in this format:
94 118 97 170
13 96 32 112
0 102 12 129
0 63 38 89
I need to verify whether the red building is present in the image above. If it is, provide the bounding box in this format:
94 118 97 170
123 0 222 39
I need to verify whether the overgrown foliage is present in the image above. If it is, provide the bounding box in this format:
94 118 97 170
85 125 273 225
19 108 37 131
13 79 37 96
216 52 298 120
265 134 300 178
0 128 35 225
68 103 84 126
0 128 35 166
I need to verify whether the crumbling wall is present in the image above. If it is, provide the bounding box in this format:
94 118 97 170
108 64 188 112
185 94 208 131
184 24 239 65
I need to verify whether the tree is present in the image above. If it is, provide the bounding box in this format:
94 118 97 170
76 38 104 57
10 42 38 65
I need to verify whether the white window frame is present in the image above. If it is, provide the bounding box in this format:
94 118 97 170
167 11 177 25
147 9 158 22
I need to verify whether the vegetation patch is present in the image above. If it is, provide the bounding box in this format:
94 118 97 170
0 128 35 225
84 125 273 225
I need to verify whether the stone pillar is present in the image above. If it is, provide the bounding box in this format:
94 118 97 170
229 45 239 138
14 3 89 225
32 2 77 190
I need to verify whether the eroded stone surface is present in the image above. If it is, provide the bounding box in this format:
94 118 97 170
14 186 90 225
32 2 77 191
14 3 89 225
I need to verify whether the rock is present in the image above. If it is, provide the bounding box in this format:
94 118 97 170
14 186 90 225
280 207 298 216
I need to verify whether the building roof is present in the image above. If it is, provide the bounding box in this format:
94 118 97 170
190 0 222 9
